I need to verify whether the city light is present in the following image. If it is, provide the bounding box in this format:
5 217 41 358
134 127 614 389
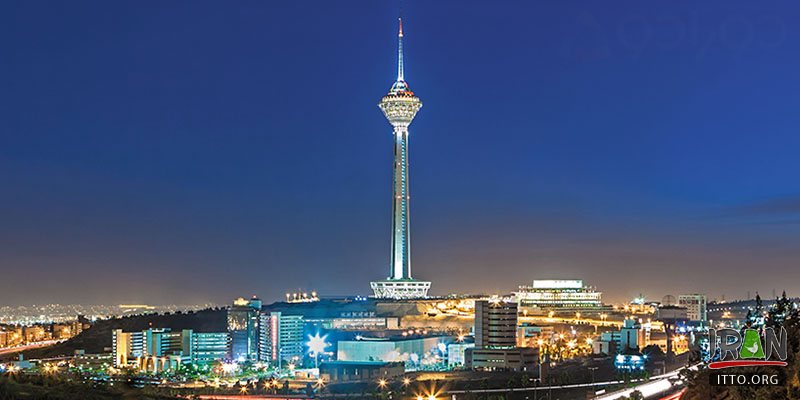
378 379 387 388
307 332 329 356
403 377 411 385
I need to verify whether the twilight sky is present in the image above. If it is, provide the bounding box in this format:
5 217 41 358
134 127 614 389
2 1 800 306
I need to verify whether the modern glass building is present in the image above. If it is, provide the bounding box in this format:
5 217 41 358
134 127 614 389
191 332 229 365
113 328 229 370
258 311 304 366
227 296 261 362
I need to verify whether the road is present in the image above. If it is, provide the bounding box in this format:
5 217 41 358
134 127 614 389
595 364 699 400
442 364 699 399
0 340 58 357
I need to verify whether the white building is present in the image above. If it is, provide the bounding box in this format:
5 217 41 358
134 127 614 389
678 294 707 322
515 280 602 311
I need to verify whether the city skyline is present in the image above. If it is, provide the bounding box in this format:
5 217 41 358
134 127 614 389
3 1 800 305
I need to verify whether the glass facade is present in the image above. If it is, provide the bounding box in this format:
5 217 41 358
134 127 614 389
227 297 261 362
258 312 304 365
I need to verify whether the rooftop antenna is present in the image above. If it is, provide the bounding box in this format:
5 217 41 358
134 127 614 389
396 11 404 82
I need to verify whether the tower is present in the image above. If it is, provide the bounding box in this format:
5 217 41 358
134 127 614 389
370 18 431 299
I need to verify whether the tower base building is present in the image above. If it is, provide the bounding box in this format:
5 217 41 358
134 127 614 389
370 279 431 299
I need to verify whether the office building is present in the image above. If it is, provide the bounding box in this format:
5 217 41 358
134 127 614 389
258 311 304 366
678 294 708 322
475 300 517 349
370 17 431 299
112 328 229 371
228 296 261 362
466 300 538 371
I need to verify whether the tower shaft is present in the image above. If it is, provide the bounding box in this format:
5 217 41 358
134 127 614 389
390 125 411 279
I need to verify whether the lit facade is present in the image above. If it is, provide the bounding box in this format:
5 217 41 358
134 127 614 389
258 311 304 365
467 300 538 371
474 300 518 349
515 279 602 311
370 18 430 299
112 328 229 370
336 335 447 367
227 296 261 362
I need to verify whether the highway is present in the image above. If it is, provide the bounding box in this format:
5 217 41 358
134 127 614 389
0 340 58 357
595 364 699 400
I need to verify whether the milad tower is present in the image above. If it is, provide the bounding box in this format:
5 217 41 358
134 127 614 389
370 18 431 299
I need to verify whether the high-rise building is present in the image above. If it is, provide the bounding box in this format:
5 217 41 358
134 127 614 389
228 296 261 362
475 300 518 349
370 17 431 299
466 300 538 371
678 294 707 322
258 311 304 366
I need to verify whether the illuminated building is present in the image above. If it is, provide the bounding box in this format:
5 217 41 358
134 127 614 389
620 319 646 351
112 328 229 370
447 342 475 367
466 300 538 371
191 332 230 365
474 300 517 349
285 290 320 303
258 311 303 366
678 294 707 322
228 296 261 362
336 334 448 368
516 323 554 348
515 280 603 312
370 17 431 299
615 352 646 371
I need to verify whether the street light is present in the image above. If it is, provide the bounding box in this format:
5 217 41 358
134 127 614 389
403 377 411 385
378 379 387 389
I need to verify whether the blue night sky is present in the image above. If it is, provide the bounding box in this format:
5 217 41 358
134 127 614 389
2 1 800 305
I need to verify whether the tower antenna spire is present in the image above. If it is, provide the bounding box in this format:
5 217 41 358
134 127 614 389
397 16 404 82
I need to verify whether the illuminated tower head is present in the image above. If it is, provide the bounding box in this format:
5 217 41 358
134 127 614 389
371 17 430 299
379 18 422 128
